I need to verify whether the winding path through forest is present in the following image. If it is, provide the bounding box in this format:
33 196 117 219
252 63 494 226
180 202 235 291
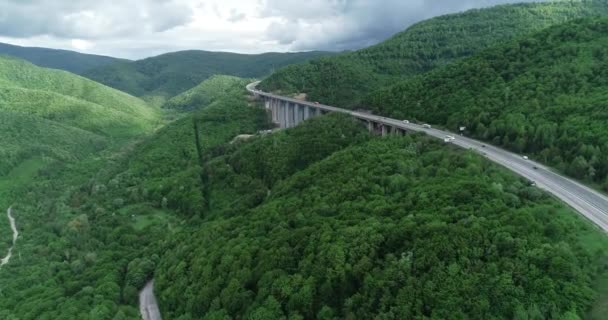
140 280 162 320
1 207 18 267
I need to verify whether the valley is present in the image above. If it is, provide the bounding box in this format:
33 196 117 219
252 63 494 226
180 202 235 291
0 207 18 267
1 1 608 319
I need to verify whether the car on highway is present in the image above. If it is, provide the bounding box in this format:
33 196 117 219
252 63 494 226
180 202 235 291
533 165 539 170
422 124 431 129
402 120 410 124
523 156 529 160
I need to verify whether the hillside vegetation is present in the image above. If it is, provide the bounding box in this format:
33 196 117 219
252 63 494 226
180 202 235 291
1 72 607 319
0 77 270 319
0 56 160 175
83 50 333 102
156 115 608 320
260 0 608 107
366 17 608 191
163 75 249 111
0 42 126 74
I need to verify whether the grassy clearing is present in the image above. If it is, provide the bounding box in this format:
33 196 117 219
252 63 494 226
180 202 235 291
118 204 176 231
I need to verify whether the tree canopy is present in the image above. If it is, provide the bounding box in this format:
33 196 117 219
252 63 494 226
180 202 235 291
260 0 608 107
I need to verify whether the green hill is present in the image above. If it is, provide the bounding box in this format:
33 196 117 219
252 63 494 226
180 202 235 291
259 0 608 107
0 42 126 74
0 76 271 319
0 56 160 176
1 74 607 320
162 75 250 111
366 17 608 190
83 50 334 102
155 115 608 320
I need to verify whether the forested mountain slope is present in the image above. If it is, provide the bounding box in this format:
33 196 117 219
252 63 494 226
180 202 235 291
259 0 608 107
0 77 269 318
1 72 607 319
366 17 608 191
156 115 608 319
0 56 160 176
0 42 126 74
83 50 333 102
163 75 247 111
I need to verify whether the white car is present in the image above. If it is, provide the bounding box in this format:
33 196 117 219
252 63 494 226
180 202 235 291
422 124 431 129
445 135 455 141
402 120 410 124
523 156 529 160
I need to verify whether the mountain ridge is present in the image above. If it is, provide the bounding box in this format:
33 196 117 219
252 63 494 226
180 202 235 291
83 50 336 102
260 0 608 107
0 42 128 74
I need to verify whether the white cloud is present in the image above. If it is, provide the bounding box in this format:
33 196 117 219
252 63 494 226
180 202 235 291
0 0 545 59
70 39 95 51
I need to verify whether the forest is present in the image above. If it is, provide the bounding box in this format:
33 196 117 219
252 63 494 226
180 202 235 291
259 0 608 107
0 41 126 74
156 115 608 319
0 56 160 176
0 77 268 319
3 1 608 318
83 50 333 104
0 70 607 319
365 17 608 190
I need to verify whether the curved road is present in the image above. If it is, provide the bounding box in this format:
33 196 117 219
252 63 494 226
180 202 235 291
140 280 162 320
247 82 608 232
1 207 18 267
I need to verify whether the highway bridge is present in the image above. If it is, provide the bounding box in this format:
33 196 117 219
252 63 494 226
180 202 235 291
247 81 608 232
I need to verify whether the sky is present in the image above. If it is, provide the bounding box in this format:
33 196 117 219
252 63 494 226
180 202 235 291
0 0 543 60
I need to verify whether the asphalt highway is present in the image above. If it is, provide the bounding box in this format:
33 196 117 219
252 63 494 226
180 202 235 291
140 280 162 320
248 82 608 232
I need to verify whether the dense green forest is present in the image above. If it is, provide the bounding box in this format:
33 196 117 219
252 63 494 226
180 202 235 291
0 42 127 74
156 116 608 319
0 77 270 319
163 75 250 111
366 17 608 191
0 56 160 176
83 50 333 103
1 71 607 319
260 0 608 107
4 2 608 318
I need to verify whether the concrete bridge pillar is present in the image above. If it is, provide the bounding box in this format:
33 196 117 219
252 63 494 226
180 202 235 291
282 101 289 128
270 99 279 123
294 104 301 125
270 99 276 123
297 105 305 124
304 106 311 120
285 102 293 128
381 124 388 137
367 121 374 133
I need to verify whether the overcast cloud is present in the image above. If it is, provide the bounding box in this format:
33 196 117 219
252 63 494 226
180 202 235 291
0 0 543 59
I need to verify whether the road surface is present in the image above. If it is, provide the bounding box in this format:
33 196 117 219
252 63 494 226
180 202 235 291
140 280 162 320
1 207 18 267
248 82 608 232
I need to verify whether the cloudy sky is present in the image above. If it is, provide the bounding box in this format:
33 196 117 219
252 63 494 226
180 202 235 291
0 0 542 59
